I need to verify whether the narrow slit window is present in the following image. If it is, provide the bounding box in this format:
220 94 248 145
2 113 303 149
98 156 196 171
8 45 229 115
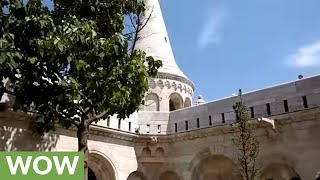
174 123 178 133
164 37 167 43
266 103 271 116
118 119 121 129
222 113 225 123
146 124 150 133
157 125 161 133
185 121 188 130
129 122 132 132
302 96 308 108
107 116 110 127
250 107 254 118
209 116 212 126
284 100 289 112
196 118 200 128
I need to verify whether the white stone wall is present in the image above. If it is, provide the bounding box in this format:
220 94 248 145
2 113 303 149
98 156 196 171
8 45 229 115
168 75 320 134
146 77 194 112
134 108 320 180
136 0 188 79
0 112 139 180
1 106 320 179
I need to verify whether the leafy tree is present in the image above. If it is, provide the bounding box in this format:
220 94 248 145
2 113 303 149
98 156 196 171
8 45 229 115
0 0 161 178
232 89 260 180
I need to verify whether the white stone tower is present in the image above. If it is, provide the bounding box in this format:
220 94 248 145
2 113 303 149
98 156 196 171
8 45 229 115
136 0 194 112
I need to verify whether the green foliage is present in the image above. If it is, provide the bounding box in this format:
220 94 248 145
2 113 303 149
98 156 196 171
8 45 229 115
232 90 260 180
0 0 162 133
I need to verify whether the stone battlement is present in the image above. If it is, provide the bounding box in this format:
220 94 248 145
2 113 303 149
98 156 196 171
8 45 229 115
95 75 320 135
166 75 320 134
2 75 320 135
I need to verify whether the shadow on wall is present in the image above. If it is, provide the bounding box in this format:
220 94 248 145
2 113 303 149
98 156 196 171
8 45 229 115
127 139 182 180
127 142 310 180
0 122 59 151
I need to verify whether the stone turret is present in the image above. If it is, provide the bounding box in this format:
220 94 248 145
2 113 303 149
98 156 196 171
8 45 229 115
136 0 194 112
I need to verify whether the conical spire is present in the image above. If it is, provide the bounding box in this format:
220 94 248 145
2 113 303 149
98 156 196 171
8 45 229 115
136 0 188 79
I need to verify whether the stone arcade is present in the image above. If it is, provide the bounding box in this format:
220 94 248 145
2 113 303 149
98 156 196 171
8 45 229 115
1 0 320 179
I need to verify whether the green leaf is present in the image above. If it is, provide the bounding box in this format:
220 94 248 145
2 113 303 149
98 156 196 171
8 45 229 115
58 43 63 52
54 39 59 45
29 57 37 64
92 30 97 37
67 56 72 63
1 0 161 142
0 53 6 64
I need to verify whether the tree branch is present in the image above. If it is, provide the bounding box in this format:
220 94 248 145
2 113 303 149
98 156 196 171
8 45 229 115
65 118 80 127
130 14 140 55
85 111 107 126
129 7 154 55
138 8 153 33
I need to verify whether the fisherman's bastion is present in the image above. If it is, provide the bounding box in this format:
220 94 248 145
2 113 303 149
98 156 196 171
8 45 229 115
1 0 320 179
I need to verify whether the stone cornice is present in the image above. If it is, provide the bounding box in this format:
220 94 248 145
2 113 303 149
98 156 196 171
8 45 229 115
88 107 320 143
154 72 195 91
1 107 319 144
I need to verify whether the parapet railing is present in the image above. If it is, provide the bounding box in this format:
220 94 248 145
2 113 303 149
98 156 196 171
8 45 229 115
167 92 320 134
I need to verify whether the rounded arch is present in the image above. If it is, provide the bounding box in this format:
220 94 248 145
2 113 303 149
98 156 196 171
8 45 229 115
259 163 301 180
142 147 151 157
145 93 160 111
88 151 118 180
169 92 183 111
191 155 242 180
184 97 191 108
155 147 165 157
88 167 97 180
127 171 147 180
159 171 180 180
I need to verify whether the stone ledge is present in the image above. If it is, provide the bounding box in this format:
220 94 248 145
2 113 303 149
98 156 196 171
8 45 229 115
1 107 319 143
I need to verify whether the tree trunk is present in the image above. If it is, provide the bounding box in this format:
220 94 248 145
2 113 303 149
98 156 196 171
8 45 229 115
77 121 89 180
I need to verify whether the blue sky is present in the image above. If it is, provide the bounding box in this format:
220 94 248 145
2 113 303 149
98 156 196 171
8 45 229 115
41 0 320 102
159 0 320 101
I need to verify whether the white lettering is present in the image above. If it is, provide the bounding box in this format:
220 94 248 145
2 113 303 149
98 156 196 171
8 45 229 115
33 156 52 175
53 156 79 175
6 156 32 175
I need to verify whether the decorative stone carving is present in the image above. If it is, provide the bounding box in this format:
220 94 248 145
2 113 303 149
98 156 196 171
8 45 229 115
150 136 158 144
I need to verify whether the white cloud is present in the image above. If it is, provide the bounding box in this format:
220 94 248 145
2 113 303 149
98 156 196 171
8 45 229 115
197 5 227 50
287 40 320 68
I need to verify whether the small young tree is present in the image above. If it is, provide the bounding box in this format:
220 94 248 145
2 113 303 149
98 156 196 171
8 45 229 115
232 89 260 180
1 0 161 179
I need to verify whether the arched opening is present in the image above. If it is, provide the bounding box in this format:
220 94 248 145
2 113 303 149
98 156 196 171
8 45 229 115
159 171 180 180
191 155 242 180
155 147 165 157
142 147 151 157
184 97 191 108
88 167 97 180
88 152 117 180
145 93 160 111
259 163 301 180
169 93 183 111
127 171 146 180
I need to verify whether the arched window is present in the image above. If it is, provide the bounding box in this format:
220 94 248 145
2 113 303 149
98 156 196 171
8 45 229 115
184 97 191 108
144 93 160 111
88 152 117 180
259 163 301 180
142 147 151 157
127 171 146 180
169 93 183 111
88 167 97 180
155 147 165 157
159 171 180 180
191 155 243 180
